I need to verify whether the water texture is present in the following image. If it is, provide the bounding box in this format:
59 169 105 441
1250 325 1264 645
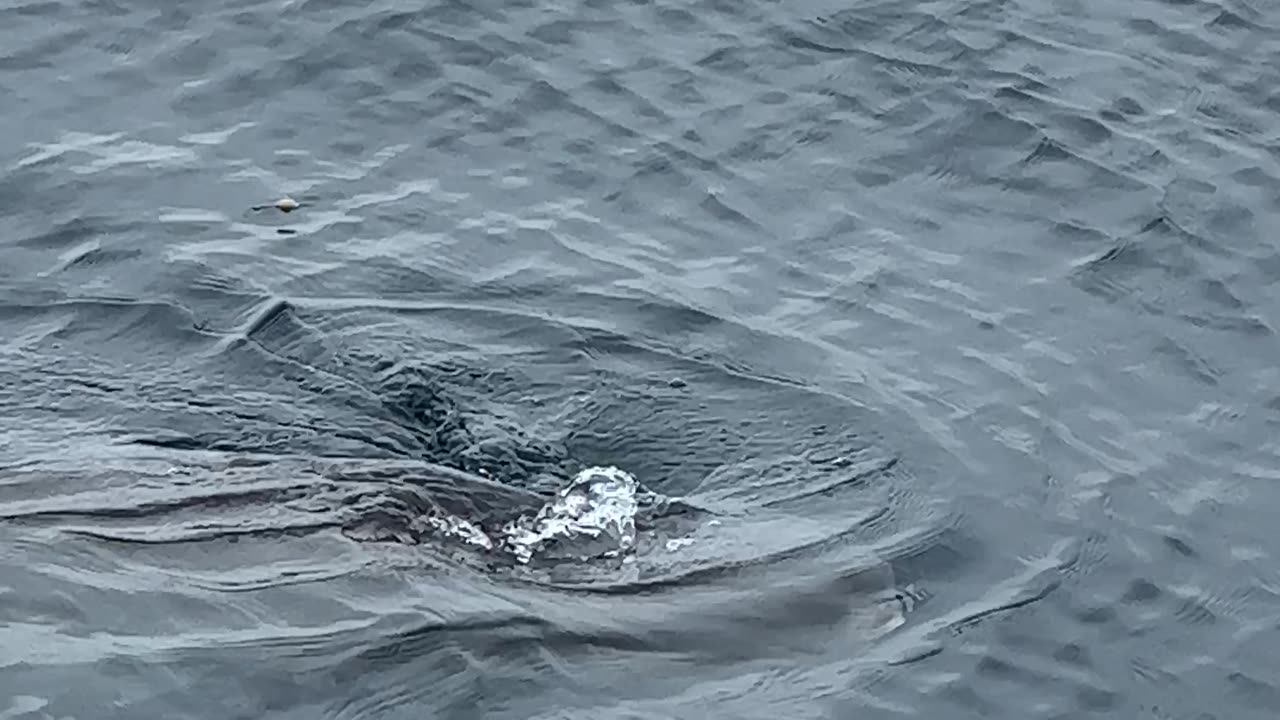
2 0 1280 718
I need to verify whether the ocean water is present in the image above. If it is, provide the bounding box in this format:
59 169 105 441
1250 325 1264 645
3 0 1280 718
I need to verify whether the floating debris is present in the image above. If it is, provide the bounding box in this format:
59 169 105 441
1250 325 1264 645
252 197 303 213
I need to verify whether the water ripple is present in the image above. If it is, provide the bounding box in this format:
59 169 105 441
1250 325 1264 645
5 0 1280 717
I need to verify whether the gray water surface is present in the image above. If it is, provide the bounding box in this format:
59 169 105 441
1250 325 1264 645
3 0 1280 718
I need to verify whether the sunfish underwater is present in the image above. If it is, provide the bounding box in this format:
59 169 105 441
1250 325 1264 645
0 447 919 666
0 449 709 568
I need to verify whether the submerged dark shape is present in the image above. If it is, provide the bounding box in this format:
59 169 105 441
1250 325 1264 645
0 444 926 687
0 451 519 540
0 448 712 567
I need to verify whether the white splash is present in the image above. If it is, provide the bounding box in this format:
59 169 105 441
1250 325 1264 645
416 512 493 550
500 466 640 564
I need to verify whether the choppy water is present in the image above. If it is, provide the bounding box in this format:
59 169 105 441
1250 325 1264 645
3 0 1280 718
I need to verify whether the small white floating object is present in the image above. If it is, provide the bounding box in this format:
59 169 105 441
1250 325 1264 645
252 197 302 213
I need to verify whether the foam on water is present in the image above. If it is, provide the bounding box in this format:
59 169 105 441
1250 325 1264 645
500 466 640 564
417 512 494 551
417 465 644 564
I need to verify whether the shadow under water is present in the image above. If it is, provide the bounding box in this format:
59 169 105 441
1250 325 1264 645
0 269 1023 719
0 434 959 718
